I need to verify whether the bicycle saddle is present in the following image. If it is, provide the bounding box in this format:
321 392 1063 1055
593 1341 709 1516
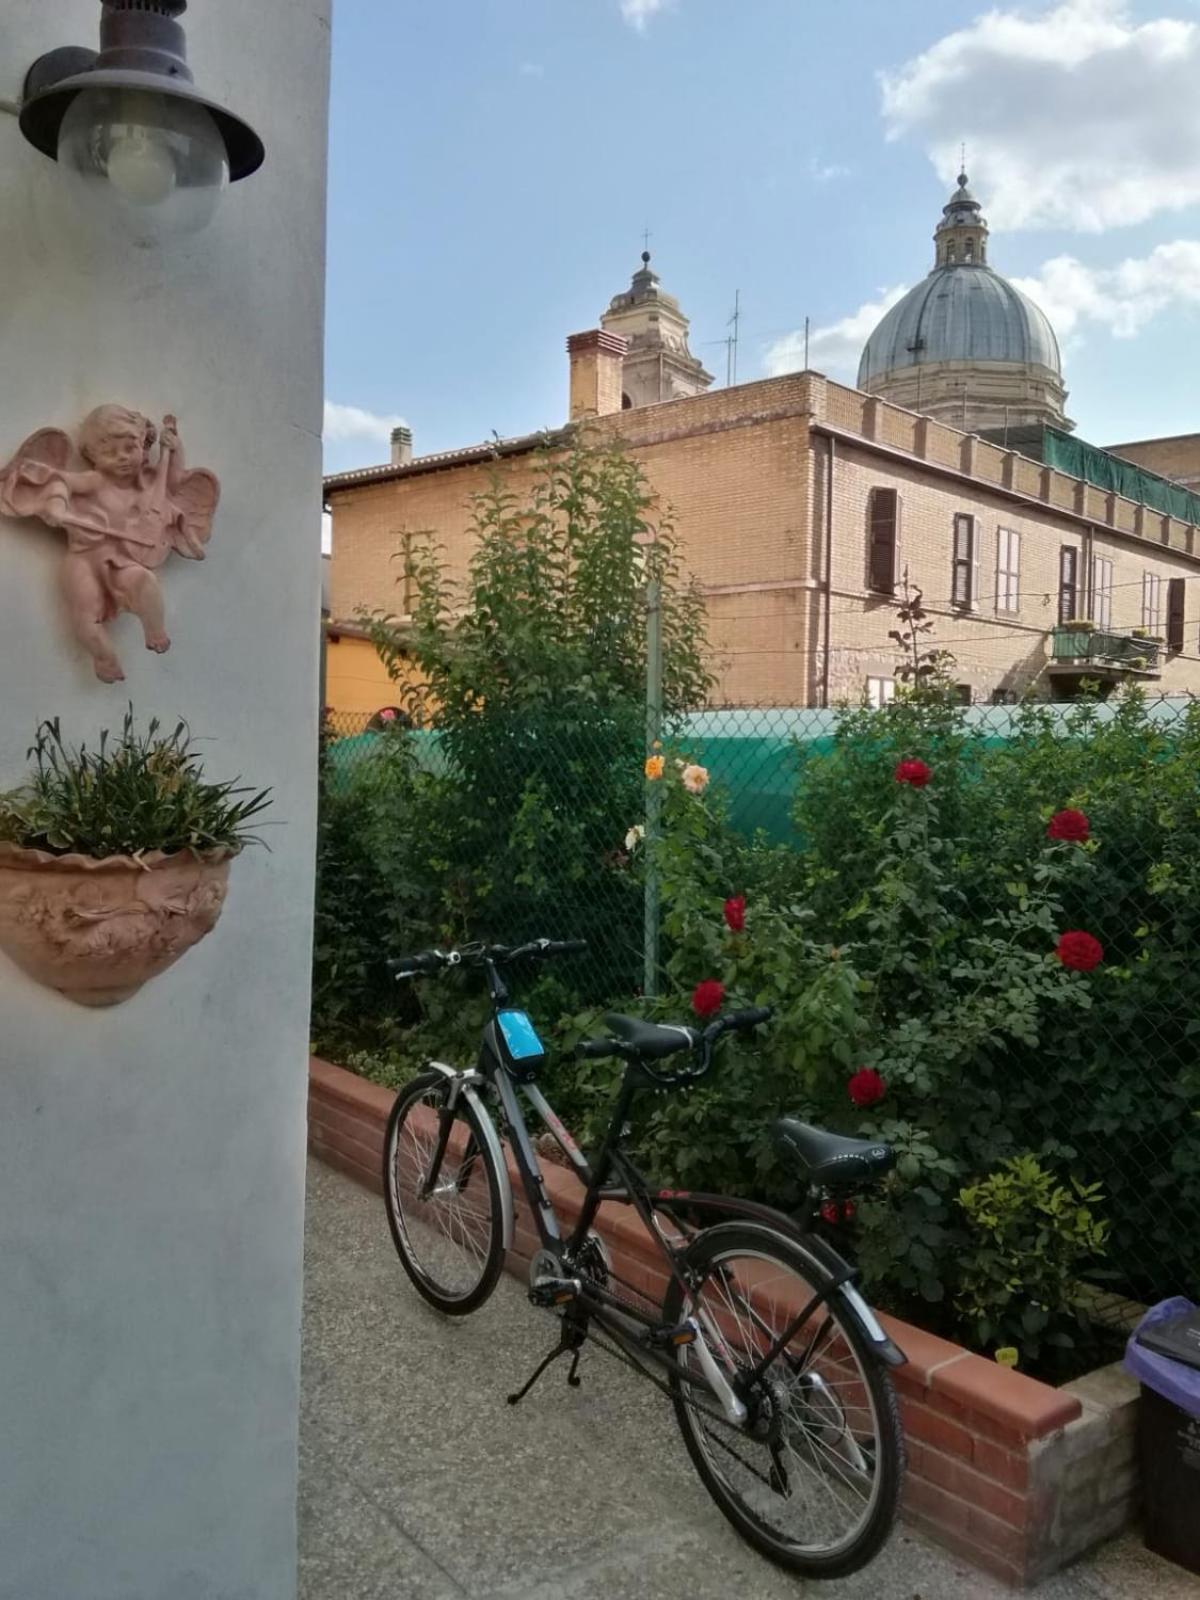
773 1117 895 1187
603 1013 700 1061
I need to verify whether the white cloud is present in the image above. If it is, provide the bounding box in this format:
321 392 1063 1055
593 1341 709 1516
1013 240 1200 339
764 285 908 380
323 400 407 445
620 0 670 31
519 61 545 77
881 0 1200 231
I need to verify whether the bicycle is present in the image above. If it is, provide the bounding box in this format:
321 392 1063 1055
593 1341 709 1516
381 937 906 1579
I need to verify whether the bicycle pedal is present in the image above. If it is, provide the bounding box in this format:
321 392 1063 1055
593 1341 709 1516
529 1276 581 1308
649 1319 698 1348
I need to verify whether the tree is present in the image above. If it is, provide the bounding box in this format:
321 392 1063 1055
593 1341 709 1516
363 436 712 993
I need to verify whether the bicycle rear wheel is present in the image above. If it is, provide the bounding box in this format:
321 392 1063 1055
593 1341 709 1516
663 1222 903 1578
382 1070 506 1315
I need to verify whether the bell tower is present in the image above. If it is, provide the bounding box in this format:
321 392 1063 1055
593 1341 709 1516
600 253 713 410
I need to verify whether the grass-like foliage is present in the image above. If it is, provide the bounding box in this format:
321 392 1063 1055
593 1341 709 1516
0 708 271 860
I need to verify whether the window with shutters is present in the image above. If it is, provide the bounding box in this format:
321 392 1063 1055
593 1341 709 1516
1058 547 1078 624
1167 577 1185 652
866 488 898 594
996 527 1020 614
1142 571 1163 633
951 513 977 608
1092 555 1113 630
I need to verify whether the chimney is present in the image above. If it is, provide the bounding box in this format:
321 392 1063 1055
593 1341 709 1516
567 330 627 421
390 425 413 466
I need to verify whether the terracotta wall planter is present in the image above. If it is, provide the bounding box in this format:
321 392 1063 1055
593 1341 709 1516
0 843 233 1006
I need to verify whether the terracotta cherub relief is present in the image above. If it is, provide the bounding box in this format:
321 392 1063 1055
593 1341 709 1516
0 406 219 682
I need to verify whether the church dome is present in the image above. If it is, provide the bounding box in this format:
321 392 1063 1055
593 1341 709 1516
856 172 1070 434
858 268 1061 387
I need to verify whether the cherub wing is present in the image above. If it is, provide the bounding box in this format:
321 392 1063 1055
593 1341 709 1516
0 427 74 481
168 468 220 559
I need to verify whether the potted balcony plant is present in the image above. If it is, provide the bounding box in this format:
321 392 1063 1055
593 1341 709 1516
0 710 270 1007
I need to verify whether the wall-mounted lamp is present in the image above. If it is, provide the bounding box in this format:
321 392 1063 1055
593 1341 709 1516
19 1 264 245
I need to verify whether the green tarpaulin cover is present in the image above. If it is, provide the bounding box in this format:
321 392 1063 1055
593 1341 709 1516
1043 428 1200 527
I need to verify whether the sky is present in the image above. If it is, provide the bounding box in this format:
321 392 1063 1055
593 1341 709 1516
323 0 1200 478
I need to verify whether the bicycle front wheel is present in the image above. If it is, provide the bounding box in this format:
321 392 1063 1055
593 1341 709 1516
382 1070 506 1315
663 1222 903 1578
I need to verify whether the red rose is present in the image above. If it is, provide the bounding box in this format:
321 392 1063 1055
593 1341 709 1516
1056 931 1104 972
848 1067 887 1108
820 1199 857 1225
692 979 725 1018
1048 808 1090 843
723 895 746 932
894 759 932 788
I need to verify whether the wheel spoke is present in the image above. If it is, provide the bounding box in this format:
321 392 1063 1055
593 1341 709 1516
386 1083 499 1305
674 1241 896 1563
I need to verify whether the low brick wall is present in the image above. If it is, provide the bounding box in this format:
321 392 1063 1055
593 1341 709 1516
309 1057 1138 1586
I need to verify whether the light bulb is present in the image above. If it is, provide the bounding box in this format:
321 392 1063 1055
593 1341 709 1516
58 86 228 244
106 127 177 207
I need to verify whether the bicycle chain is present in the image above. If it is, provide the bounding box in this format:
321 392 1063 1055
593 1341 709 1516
575 1321 778 1491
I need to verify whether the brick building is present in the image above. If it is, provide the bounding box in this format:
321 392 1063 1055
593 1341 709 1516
324 181 1200 718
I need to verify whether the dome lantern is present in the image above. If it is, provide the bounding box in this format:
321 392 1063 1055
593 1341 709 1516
934 170 988 268
856 171 1073 435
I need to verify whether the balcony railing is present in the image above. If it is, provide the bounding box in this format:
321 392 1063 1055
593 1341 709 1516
1050 627 1162 675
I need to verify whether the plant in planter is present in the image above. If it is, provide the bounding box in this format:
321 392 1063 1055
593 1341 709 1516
0 710 270 1006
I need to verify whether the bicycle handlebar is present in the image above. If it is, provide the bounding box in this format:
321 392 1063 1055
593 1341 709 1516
575 1005 775 1082
576 1036 619 1061
388 938 588 980
720 1007 774 1031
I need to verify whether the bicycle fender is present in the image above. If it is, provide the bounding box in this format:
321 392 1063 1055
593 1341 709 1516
425 1061 515 1252
840 1282 908 1368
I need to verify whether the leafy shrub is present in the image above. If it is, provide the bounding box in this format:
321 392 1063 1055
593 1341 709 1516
311 723 426 1051
956 1155 1109 1361
787 690 1200 1310
0 708 269 858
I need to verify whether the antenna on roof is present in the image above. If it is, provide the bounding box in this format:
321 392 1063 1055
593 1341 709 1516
959 141 968 183
641 225 652 256
724 289 741 386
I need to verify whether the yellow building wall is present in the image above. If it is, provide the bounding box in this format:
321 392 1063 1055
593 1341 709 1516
323 633 397 727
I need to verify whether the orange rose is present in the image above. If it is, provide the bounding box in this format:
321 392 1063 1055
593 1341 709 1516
644 755 665 780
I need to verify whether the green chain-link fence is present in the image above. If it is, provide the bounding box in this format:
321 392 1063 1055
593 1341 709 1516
317 692 1200 1326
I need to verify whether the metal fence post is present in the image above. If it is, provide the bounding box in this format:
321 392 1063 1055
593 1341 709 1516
644 574 663 997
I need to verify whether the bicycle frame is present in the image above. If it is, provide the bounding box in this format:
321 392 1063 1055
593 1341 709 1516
418 956 904 1383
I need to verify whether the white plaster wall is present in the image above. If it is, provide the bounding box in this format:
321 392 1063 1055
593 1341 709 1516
0 5 329 1597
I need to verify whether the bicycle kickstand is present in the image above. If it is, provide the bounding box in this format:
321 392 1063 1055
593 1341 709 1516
506 1326 584 1407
